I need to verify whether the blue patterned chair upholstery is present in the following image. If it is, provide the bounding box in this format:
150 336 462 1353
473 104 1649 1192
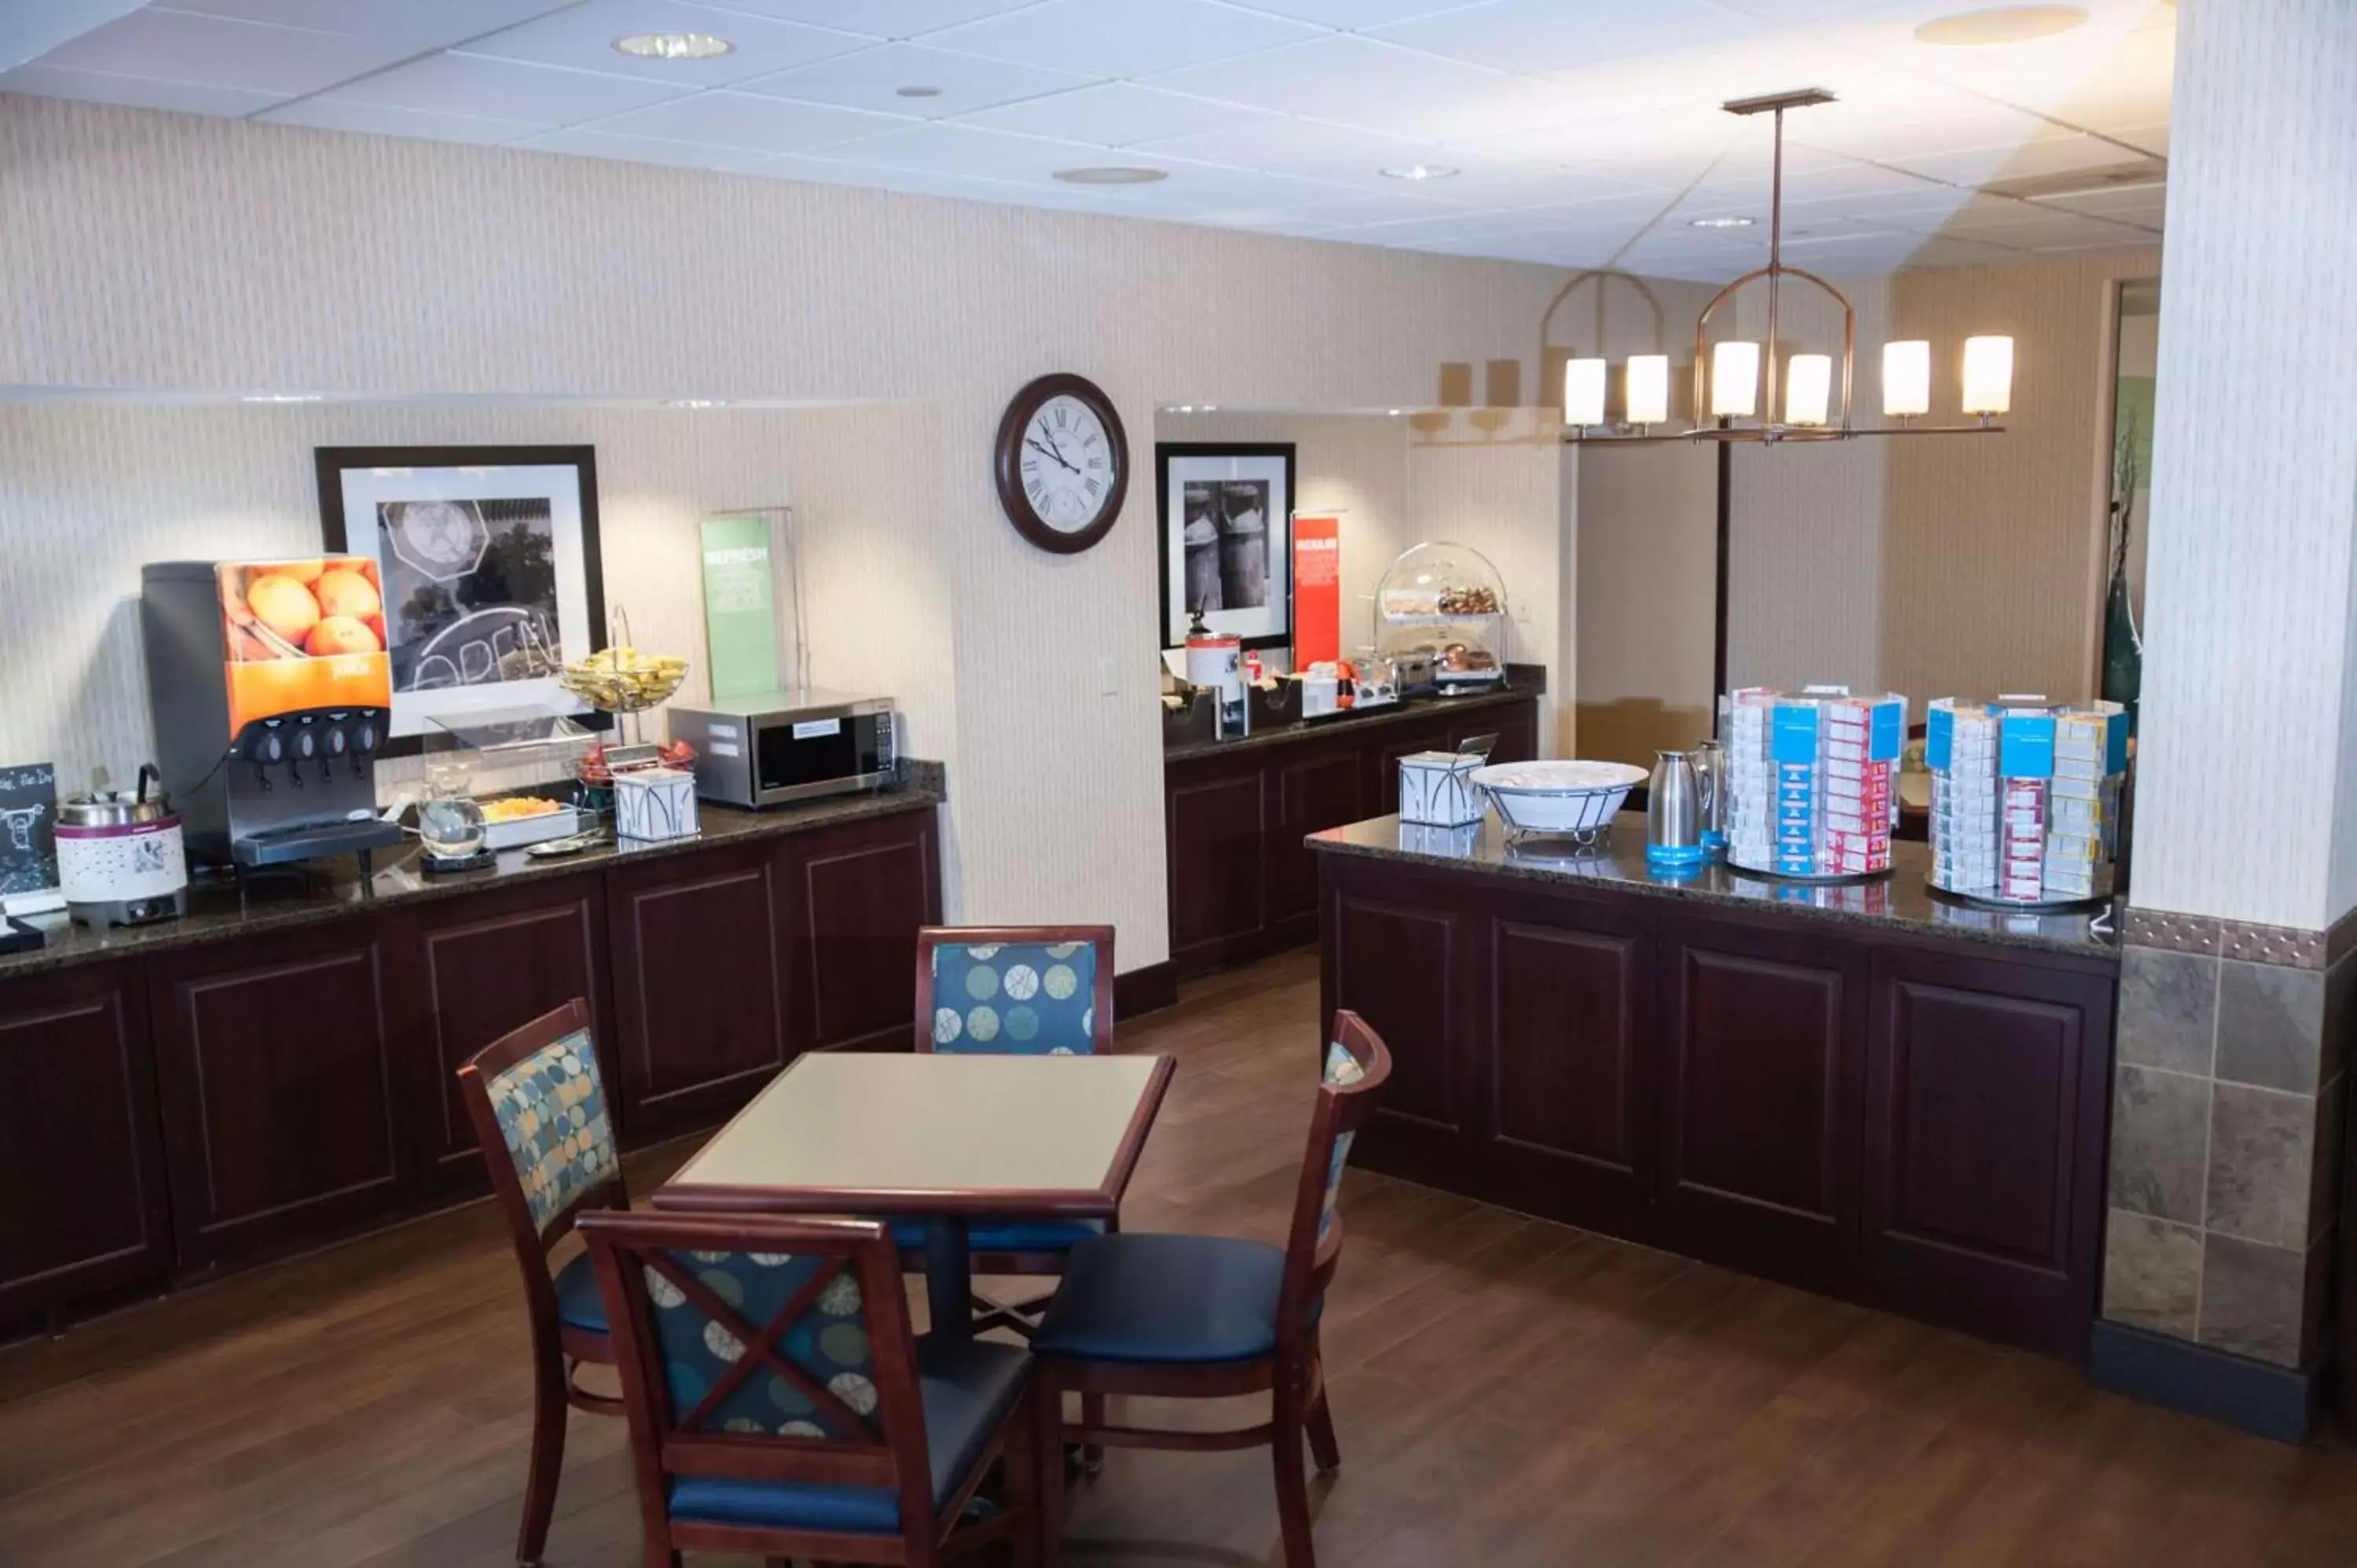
484 1025 621 1334
925 939 1102 1055
577 1214 1039 1559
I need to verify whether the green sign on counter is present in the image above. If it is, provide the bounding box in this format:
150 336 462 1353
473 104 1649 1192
700 515 781 700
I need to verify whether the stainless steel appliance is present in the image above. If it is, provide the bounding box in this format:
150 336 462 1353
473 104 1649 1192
667 691 897 808
57 766 189 927
1647 749 1706 870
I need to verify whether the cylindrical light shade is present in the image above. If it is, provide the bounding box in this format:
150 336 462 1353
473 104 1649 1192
1882 339 1931 418
1785 354 1831 427
1625 354 1670 426
1962 335 2014 416
1563 357 1607 427
1710 340 1760 419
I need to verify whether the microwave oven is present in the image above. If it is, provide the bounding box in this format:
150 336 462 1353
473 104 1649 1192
666 691 897 808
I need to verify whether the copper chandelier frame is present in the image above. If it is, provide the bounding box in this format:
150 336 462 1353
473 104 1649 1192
1565 88 2007 446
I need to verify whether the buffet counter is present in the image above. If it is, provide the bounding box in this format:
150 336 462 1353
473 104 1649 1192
1164 683 1541 976
0 774 944 1335
1312 811 2118 1360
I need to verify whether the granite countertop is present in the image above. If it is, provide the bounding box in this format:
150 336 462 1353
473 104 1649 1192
1164 682 1540 763
1309 811 2120 959
0 772 945 982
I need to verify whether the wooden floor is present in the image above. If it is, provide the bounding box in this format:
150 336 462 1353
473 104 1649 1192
7 947 2357 1567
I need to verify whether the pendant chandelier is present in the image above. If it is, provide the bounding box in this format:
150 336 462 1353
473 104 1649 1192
1563 90 2013 445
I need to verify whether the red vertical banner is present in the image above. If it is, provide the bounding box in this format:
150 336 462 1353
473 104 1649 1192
1293 514 1341 667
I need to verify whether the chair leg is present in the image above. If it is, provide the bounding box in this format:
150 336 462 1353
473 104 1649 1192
1080 1391 1106 1475
1271 1393 1317 1568
518 1351 569 1566
1005 1396 1041 1568
1037 1378 1067 1568
1305 1372 1341 1476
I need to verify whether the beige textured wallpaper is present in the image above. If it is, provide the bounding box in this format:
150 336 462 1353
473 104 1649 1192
0 93 1592 971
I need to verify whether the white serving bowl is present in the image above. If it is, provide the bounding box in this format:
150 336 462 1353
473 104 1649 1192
1469 760 1648 835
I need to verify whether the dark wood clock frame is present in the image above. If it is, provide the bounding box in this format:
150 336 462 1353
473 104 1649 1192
992 372 1129 555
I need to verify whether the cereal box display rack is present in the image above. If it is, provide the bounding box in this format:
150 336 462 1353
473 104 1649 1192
1722 687 1908 881
1926 697 2128 910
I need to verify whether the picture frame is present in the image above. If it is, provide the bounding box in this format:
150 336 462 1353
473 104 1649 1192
316 445 608 754
1157 442 1295 651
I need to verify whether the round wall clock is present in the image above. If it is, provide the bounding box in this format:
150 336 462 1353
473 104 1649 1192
994 372 1129 554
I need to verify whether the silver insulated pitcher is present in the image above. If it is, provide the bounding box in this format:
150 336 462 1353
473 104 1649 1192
1647 749 1706 870
1693 738 1728 858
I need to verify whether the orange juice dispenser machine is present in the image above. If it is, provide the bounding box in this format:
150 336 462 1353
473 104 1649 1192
141 559 407 869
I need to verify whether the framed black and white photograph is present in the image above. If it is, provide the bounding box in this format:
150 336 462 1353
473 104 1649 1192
317 445 607 748
1157 443 1294 650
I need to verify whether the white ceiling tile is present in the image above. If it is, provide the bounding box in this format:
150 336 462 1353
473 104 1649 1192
462 0 871 87
583 90 907 152
2 2 147 76
694 1 1040 40
1708 0 1897 16
1831 0 2161 116
1470 103 1743 181
801 119 1127 185
39 7 416 95
1370 0 1765 75
1693 156 1951 207
313 53 691 124
1892 133 2157 189
1986 212 2159 250
922 0 1324 79
1141 35 1574 143
2110 122 2165 157
513 126 781 170
956 82 1281 145
1294 189 1474 225
735 42 1094 118
2038 183 2165 224
262 97 545 144
1222 0 1486 24
1899 235 2040 270
1135 117 1552 191
0 61 288 116
1354 200 1657 244
158 0 576 49
1094 161 1360 215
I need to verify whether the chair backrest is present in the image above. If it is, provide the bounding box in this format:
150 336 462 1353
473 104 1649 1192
456 998 626 1271
912 925 1115 1056
1277 1009 1392 1345
577 1211 942 1541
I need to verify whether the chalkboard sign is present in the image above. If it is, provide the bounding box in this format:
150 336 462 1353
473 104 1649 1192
0 763 60 899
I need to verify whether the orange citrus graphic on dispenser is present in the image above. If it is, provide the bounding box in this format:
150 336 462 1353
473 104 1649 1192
217 559 392 734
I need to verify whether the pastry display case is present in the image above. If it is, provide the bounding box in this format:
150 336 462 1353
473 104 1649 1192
1373 541 1508 695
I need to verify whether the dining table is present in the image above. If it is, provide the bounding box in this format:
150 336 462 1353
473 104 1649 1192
652 1050 1176 1339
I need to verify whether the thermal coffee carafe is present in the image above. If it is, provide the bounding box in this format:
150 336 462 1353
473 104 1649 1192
1647 749 1707 871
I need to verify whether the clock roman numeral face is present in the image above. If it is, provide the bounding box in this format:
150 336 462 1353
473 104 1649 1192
1019 394 1115 533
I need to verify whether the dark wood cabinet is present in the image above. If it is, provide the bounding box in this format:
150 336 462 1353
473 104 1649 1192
785 808 940 1053
1481 897 1650 1226
1318 847 2117 1360
148 924 408 1269
1655 915 1864 1280
400 874 608 1189
607 841 792 1140
0 964 170 1323
1863 947 2113 1357
1166 694 1538 978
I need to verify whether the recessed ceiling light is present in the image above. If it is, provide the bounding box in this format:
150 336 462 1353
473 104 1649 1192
896 85 943 98
665 398 728 409
1380 164 1458 181
1387 408 1402 416
1691 215 1754 229
1915 5 2088 46
241 393 321 404
1054 166 1168 185
613 31 735 60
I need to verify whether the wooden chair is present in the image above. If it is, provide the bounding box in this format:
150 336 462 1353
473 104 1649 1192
577 1208 1047 1568
455 998 629 1568
1030 1009 1391 1568
907 925 1119 1338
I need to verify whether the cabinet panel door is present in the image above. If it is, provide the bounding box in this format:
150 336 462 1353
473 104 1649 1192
1167 764 1266 965
1864 948 2113 1355
150 926 408 1267
789 811 940 1053
608 844 790 1138
1328 887 1466 1145
0 965 169 1323
1656 915 1863 1274
1269 746 1366 930
408 875 607 1185
1487 911 1647 1216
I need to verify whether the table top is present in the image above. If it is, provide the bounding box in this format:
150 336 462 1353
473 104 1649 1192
654 1051 1176 1218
